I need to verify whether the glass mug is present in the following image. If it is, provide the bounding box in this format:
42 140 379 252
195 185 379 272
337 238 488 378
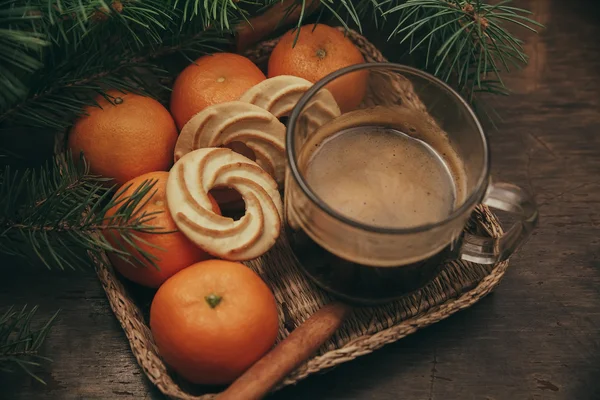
284 63 538 305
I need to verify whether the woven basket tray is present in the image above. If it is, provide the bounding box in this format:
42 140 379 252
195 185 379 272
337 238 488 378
58 29 508 399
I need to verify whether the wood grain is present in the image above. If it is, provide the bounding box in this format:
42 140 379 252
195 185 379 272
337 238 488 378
1 1 600 399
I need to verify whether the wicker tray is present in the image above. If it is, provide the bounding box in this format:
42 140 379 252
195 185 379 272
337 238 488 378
61 29 509 399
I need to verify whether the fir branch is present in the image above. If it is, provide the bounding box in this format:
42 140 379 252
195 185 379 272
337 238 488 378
0 0 231 130
0 29 227 130
0 305 59 384
0 152 167 271
382 0 542 96
0 1 49 110
175 0 253 31
41 0 172 49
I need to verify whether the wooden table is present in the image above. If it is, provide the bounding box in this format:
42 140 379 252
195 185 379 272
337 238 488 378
2 0 599 398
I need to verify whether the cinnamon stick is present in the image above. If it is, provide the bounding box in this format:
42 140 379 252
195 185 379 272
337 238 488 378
217 302 350 400
235 0 320 51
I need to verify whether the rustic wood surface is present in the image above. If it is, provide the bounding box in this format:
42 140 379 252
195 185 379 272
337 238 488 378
1 0 599 399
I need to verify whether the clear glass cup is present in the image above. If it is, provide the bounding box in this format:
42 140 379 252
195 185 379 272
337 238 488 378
285 63 538 305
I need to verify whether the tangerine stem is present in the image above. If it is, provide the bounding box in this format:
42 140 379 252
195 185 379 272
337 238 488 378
205 293 222 308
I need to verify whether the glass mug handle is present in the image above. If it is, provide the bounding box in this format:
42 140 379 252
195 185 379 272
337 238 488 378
460 182 539 265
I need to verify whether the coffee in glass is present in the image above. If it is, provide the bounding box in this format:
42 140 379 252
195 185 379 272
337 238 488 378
285 64 538 305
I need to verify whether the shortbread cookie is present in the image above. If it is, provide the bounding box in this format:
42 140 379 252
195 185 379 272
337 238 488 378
167 147 282 261
239 75 341 133
175 101 286 186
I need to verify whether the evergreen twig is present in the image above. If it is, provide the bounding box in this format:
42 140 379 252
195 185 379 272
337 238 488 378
0 305 59 384
0 152 166 271
381 0 542 97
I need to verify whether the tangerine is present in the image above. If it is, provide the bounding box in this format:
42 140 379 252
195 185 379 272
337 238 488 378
104 172 220 288
68 91 178 186
150 260 279 385
170 53 266 130
268 24 368 112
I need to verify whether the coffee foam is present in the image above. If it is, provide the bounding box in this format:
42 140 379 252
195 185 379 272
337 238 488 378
298 106 467 229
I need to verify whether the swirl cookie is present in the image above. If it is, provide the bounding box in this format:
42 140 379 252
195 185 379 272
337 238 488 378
175 101 286 186
239 75 341 133
166 147 282 261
